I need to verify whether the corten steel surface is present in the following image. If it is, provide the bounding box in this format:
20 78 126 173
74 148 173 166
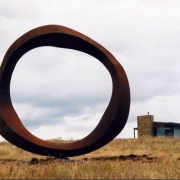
0 25 130 157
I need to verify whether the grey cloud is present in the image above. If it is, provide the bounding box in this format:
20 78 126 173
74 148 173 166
20 102 106 140
0 0 42 20
10 47 112 107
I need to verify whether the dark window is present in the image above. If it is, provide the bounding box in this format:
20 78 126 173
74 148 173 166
156 127 173 136
165 128 173 136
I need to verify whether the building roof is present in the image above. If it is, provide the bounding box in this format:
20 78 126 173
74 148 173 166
154 121 180 126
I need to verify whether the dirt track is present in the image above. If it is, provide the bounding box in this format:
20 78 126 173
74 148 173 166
0 154 160 165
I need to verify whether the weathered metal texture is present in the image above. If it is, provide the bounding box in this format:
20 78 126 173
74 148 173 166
0 25 130 157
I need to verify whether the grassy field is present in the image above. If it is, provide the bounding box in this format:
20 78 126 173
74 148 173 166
0 136 180 178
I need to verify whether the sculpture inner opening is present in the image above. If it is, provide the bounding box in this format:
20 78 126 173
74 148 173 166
10 47 112 142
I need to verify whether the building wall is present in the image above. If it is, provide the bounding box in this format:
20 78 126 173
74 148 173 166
174 129 180 137
137 115 154 137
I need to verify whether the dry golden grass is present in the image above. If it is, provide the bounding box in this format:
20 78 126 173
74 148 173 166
0 136 180 178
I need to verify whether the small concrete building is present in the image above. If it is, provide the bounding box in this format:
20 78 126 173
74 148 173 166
134 114 180 138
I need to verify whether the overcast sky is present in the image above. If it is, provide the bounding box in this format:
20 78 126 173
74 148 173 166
0 0 180 142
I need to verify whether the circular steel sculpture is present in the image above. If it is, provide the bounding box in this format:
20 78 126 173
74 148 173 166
0 25 130 157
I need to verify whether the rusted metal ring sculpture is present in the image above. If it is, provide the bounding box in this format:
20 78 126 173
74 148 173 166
0 25 130 157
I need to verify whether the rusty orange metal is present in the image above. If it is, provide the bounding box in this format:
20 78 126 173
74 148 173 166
0 25 130 157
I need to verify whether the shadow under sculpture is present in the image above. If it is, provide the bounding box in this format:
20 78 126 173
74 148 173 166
0 25 130 157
